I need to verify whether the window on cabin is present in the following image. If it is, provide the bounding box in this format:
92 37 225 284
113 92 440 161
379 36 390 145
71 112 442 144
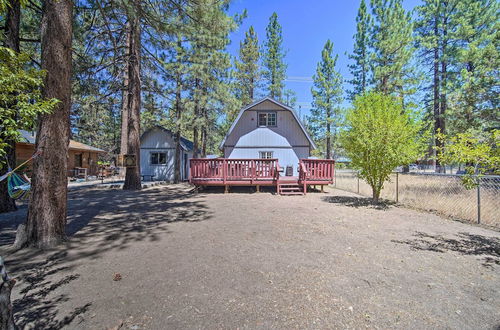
258 112 277 127
150 152 167 165
259 151 274 159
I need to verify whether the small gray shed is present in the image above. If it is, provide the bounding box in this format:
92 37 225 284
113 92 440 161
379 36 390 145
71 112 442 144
140 127 193 181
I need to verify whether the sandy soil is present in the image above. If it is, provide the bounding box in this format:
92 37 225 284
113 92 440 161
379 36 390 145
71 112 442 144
0 184 499 329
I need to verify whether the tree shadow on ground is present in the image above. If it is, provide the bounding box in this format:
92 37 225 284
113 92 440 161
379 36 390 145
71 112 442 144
321 195 394 210
11 250 91 328
392 232 500 269
1 183 210 328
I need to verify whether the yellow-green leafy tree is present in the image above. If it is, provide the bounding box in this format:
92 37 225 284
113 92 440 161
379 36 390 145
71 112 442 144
339 92 427 203
436 130 499 189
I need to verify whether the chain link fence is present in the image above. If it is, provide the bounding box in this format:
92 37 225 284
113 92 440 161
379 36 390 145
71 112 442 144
334 170 500 228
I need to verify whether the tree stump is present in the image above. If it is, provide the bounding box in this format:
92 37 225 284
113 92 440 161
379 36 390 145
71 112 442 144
0 256 18 330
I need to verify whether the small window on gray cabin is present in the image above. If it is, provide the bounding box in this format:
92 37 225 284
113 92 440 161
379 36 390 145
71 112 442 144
259 151 273 159
258 112 277 127
150 152 167 165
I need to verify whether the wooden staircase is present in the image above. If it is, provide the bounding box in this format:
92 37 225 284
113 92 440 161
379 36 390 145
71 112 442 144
278 177 304 196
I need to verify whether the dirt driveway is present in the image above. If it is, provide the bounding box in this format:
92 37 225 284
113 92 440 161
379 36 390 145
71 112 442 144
0 184 499 329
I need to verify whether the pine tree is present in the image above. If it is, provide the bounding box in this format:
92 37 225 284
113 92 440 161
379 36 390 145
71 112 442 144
447 0 499 134
310 40 343 159
371 0 415 98
262 12 287 100
348 0 372 99
25 0 73 248
415 0 460 170
235 25 260 107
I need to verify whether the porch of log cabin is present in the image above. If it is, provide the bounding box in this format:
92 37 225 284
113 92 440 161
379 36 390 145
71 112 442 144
189 158 335 195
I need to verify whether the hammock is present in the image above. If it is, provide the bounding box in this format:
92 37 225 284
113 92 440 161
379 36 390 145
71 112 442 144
7 172 31 200
0 151 40 200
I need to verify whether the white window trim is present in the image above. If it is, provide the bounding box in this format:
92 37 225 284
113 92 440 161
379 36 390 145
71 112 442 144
150 151 168 165
259 151 274 159
257 111 277 127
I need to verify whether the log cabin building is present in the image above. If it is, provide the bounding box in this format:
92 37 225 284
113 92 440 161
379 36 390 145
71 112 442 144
16 130 106 178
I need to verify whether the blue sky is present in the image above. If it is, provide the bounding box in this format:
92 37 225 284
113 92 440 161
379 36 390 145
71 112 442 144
227 0 421 117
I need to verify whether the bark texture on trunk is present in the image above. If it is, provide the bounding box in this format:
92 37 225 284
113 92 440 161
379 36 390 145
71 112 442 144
173 74 182 183
24 0 73 248
201 106 207 158
123 6 141 190
0 257 18 330
120 22 130 156
0 0 21 214
326 106 331 159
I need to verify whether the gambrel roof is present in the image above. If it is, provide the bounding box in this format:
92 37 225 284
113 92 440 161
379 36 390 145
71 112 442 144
219 97 316 150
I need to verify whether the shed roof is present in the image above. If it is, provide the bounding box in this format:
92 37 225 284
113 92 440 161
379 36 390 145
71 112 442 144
18 130 106 153
219 97 316 150
140 126 194 152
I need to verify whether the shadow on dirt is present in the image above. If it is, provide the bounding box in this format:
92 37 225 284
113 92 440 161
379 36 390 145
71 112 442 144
393 232 500 268
1 184 210 328
321 195 394 210
11 250 91 328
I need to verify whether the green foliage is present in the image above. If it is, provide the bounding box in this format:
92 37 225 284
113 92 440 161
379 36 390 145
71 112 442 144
262 12 287 101
310 40 343 158
339 92 427 201
446 0 500 134
0 47 57 168
436 130 499 188
235 25 260 107
348 0 372 99
371 0 416 97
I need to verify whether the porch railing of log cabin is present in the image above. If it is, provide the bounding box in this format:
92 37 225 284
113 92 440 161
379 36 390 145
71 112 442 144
190 158 281 184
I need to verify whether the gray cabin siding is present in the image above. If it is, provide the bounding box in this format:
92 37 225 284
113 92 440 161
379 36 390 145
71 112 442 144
222 99 313 176
140 128 192 181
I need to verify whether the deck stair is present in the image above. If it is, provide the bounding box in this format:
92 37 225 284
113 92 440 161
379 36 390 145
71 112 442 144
278 177 304 196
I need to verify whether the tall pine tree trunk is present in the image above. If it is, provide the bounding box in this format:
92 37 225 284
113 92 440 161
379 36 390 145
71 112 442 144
173 73 182 183
326 108 331 159
192 79 200 158
123 5 141 190
0 0 21 213
201 101 208 158
433 12 442 172
120 22 130 156
24 0 73 248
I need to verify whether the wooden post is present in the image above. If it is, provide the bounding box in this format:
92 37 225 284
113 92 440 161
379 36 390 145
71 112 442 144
321 185 324 193
224 185 229 194
256 185 260 193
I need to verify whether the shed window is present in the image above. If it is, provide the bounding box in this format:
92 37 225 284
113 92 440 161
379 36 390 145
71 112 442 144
259 151 274 159
258 112 277 127
150 152 167 165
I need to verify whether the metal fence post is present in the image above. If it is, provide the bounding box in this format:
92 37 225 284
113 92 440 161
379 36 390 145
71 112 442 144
477 180 481 224
396 172 399 203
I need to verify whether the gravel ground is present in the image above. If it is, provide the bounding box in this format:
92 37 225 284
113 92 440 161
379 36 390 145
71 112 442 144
0 184 499 329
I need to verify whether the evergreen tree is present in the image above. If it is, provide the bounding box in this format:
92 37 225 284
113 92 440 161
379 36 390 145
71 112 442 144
310 40 343 159
447 0 499 134
371 0 416 98
415 0 460 170
348 0 372 99
235 25 260 107
262 12 287 100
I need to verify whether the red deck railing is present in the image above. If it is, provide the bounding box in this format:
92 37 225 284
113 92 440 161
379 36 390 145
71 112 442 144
299 159 335 182
190 158 335 187
190 158 280 185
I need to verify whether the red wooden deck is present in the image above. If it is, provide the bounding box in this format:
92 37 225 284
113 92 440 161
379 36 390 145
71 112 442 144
189 158 335 195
